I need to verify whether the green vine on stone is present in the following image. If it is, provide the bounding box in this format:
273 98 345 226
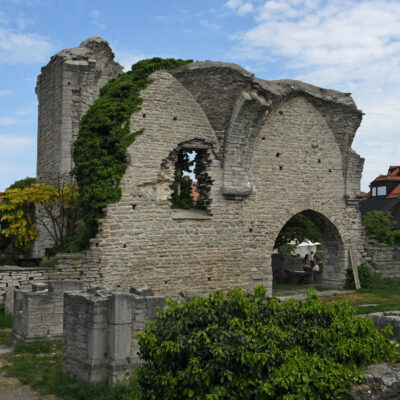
72 58 192 249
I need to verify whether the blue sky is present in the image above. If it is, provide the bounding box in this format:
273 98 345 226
1 0 400 192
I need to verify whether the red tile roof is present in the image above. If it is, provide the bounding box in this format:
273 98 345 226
361 191 371 200
372 176 400 182
387 184 400 198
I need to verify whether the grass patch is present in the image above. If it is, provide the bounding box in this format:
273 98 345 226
273 282 333 295
321 287 400 314
1 340 141 400
13 340 57 354
0 303 13 329
0 330 12 346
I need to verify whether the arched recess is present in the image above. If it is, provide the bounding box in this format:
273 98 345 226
270 209 347 288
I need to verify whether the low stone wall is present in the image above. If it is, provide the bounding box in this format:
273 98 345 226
0 266 49 302
12 281 82 343
63 287 165 384
272 254 304 284
48 252 103 289
365 311 400 340
364 239 400 279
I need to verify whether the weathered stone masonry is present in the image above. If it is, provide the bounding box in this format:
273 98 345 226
35 38 367 297
33 37 122 256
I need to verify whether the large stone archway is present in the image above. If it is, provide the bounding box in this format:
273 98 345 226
269 209 347 289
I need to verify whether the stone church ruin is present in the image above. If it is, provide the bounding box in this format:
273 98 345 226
30 36 367 297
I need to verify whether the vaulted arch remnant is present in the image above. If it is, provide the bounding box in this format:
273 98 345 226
271 209 346 288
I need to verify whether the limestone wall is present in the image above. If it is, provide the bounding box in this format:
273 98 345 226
33 37 122 256
63 288 165 384
33 39 365 297
12 281 82 343
364 239 400 279
0 266 48 301
74 66 365 297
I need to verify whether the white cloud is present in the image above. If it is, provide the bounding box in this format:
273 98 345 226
114 49 148 72
0 116 19 126
90 9 106 30
16 15 34 30
0 90 12 96
226 0 255 15
0 135 34 156
0 25 53 64
16 106 35 115
226 0 400 190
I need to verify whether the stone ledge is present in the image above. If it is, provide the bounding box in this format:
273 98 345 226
171 209 211 220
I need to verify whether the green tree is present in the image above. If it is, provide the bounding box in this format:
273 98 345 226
0 177 36 264
362 210 396 243
170 151 194 209
274 213 321 249
0 182 79 252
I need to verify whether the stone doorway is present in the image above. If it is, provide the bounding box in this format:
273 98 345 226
271 209 346 288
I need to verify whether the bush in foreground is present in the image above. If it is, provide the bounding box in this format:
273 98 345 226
137 287 400 400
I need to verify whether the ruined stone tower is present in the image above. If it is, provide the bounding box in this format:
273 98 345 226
36 38 366 296
33 37 122 256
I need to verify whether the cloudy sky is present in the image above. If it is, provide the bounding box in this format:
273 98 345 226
1 0 399 192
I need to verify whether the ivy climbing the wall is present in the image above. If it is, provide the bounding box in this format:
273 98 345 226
72 58 192 250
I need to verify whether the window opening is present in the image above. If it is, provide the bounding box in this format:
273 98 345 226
377 186 387 196
372 187 377 196
170 148 211 210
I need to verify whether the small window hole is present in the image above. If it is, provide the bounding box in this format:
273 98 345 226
173 116 177 121
132 204 136 210
142 113 146 118
328 168 332 173
262 136 266 141
276 152 280 157
279 165 283 170
279 110 284 115
123 244 126 248
318 159 321 163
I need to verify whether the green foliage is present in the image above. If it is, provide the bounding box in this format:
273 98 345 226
13 340 57 354
0 303 13 329
2 340 141 400
274 213 321 249
277 243 296 254
136 287 399 399
72 57 192 249
345 264 381 290
39 256 59 268
171 150 194 209
0 330 12 346
0 177 36 265
362 210 400 247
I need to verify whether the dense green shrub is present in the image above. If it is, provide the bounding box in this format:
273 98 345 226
71 58 192 250
136 287 399 400
344 264 381 290
0 303 13 329
362 210 400 248
345 264 372 289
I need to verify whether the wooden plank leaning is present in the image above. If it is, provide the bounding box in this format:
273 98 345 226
349 248 361 290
